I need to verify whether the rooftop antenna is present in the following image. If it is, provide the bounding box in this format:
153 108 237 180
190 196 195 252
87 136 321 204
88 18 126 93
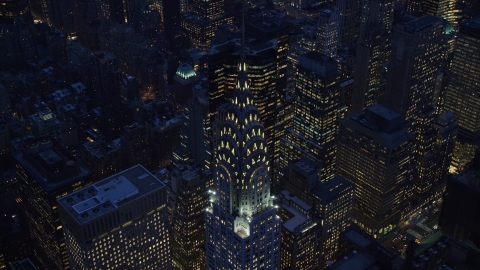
237 0 248 90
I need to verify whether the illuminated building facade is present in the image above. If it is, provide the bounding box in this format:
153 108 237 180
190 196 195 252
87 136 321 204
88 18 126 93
336 104 414 238
59 165 171 269
316 9 339 58
209 38 279 162
445 16 480 171
0 0 31 23
278 159 354 267
350 0 394 113
205 20 281 268
14 137 92 269
279 51 341 183
384 15 449 204
420 0 462 30
181 0 233 49
167 165 212 270
279 190 320 270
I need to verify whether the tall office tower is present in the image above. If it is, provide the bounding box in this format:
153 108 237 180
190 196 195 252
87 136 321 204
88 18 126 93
13 137 92 269
384 15 447 121
338 0 361 46
205 15 281 268
336 104 414 238
384 15 448 204
350 0 394 114
277 159 354 267
209 38 279 162
439 150 480 248
174 82 212 169
246 17 293 105
160 0 181 33
58 165 172 269
316 9 339 58
433 111 458 198
174 63 201 107
420 0 462 30
91 51 124 138
167 164 212 270
181 0 233 49
279 52 341 182
0 0 32 23
445 16 480 172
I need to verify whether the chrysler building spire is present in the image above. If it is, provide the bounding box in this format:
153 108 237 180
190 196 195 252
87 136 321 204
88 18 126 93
205 1 281 268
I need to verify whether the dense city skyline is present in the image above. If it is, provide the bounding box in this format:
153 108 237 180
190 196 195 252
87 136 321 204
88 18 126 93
1 0 480 269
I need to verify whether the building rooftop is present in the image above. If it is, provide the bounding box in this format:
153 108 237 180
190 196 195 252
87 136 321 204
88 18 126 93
401 14 444 34
13 137 91 191
58 165 165 225
344 104 412 147
311 176 354 205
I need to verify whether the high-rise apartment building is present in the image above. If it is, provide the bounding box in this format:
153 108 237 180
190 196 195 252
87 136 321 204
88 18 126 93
279 51 341 182
58 165 171 269
445 16 480 171
205 18 281 268
336 104 414 238
14 137 92 269
350 0 394 113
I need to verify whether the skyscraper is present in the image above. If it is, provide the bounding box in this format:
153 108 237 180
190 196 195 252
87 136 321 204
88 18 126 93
279 51 341 182
420 0 462 30
336 104 414 238
208 37 279 162
58 165 172 269
316 8 339 58
383 15 449 205
350 0 394 113
277 159 354 267
14 137 92 269
167 164 212 270
444 16 480 171
205 8 281 268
